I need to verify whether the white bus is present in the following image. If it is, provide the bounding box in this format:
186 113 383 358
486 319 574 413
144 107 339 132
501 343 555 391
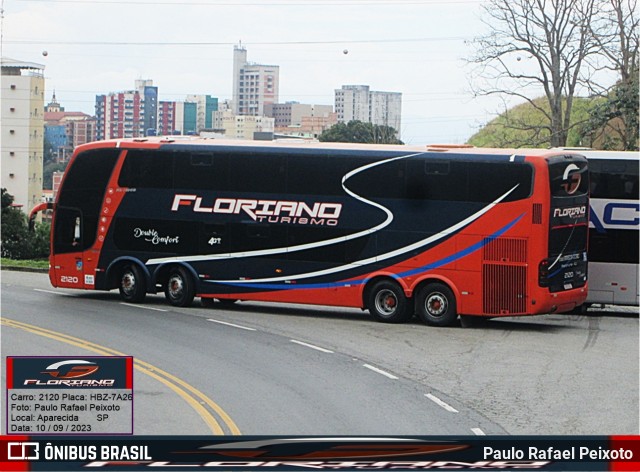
581 150 639 307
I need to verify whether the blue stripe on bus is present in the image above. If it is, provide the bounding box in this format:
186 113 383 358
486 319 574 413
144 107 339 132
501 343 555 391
217 213 525 291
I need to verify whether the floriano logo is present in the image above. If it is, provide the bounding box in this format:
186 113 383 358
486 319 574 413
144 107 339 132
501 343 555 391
134 228 180 245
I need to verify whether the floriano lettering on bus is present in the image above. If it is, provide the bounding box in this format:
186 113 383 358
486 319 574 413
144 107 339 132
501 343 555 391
171 194 343 226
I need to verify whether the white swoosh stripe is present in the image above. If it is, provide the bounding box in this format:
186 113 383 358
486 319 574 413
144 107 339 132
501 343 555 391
147 152 425 265
210 185 519 284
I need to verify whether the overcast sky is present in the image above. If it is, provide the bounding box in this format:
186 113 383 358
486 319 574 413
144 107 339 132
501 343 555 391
3 0 517 144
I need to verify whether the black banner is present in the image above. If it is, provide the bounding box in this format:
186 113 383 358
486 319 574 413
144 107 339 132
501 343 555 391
1 435 639 471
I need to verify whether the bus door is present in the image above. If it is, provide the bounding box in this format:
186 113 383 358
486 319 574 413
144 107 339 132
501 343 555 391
51 206 89 289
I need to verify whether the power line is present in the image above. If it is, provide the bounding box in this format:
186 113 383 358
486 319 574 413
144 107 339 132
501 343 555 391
5 36 467 46
17 0 484 5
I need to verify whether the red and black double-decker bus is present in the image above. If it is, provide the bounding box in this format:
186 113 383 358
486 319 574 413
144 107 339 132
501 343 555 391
30 139 589 326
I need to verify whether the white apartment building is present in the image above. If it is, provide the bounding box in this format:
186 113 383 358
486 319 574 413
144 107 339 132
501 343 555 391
334 85 402 138
265 103 334 128
232 45 279 116
1 58 45 210
213 110 275 140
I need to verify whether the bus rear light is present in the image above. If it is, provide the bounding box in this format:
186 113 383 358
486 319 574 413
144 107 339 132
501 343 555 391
538 259 550 287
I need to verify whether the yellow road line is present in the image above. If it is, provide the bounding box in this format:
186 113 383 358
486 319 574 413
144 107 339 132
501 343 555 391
1 318 241 435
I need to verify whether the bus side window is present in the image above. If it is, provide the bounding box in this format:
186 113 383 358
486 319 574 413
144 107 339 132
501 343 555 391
54 208 82 254
119 151 174 188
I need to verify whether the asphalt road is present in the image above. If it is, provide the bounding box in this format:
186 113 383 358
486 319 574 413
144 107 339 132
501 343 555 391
1 270 638 436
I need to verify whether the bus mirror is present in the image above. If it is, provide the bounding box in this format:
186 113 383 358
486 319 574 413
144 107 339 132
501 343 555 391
28 202 53 232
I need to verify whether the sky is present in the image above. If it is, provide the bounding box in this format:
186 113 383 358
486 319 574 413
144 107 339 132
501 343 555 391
2 0 520 145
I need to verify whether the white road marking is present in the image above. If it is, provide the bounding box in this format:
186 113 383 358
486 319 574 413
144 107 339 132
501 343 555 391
207 318 256 331
471 428 486 436
290 340 334 354
120 302 168 312
363 364 398 380
33 288 73 296
425 393 459 413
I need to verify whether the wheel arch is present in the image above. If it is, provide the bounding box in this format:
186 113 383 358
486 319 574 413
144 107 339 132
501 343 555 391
411 275 461 312
106 257 152 292
361 272 411 310
152 262 200 293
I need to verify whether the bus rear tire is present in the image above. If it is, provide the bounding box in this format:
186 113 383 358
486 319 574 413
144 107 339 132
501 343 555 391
118 264 146 303
416 283 457 327
368 280 412 323
165 267 195 307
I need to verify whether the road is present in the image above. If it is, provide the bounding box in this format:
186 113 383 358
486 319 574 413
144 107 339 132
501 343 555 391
1 270 638 436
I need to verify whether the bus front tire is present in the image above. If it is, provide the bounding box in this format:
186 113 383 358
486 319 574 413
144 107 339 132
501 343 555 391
118 264 146 303
165 267 195 307
368 280 412 323
416 283 457 327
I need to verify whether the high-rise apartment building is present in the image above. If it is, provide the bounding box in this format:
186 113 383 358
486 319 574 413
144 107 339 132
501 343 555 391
186 95 218 131
95 79 157 140
137 79 158 135
334 85 402 138
232 45 279 116
158 101 176 136
163 95 219 136
1 58 45 210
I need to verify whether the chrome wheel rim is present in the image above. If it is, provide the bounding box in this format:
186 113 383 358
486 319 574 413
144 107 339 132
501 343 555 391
167 274 184 300
374 289 398 316
426 292 447 317
121 271 136 297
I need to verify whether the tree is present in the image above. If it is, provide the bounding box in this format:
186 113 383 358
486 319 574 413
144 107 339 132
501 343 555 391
1 188 50 260
43 160 68 190
581 68 639 149
319 121 403 144
469 0 601 147
590 0 638 85
582 0 639 149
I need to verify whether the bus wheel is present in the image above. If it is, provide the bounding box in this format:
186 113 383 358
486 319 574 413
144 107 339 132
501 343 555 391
416 283 457 327
118 264 146 303
165 267 195 307
368 280 412 323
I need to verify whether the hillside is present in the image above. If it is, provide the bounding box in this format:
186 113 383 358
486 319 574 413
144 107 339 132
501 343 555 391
467 96 600 149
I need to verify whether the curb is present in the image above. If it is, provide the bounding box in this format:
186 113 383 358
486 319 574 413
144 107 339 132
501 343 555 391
1 266 49 274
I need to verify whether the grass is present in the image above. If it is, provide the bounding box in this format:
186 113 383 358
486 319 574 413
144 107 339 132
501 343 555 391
1 258 49 270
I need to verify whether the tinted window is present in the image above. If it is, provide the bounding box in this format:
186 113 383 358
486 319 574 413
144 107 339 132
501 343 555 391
174 152 230 191
227 153 286 194
119 150 174 188
345 157 406 200
549 225 588 257
589 159 639 200
589 228 639 264
287 154 347 196
405 159 532 203
113 218 197 254
57 148 120 250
